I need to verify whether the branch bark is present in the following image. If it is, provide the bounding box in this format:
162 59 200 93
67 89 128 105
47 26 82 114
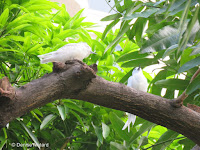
0 60 200 145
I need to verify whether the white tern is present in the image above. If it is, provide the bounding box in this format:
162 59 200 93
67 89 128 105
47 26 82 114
38 42 95 64
122 67 148 132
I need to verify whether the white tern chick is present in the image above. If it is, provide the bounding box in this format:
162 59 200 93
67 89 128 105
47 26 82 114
122 67 148 132
38 42 95 64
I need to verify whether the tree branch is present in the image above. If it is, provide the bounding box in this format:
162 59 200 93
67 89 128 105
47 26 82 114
0 60 200 145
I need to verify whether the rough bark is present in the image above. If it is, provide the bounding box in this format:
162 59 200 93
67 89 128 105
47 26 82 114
0 60 200 145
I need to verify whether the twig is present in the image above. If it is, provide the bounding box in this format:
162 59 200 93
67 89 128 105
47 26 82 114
142 136 185 150
171 68 200 107
104 0 119 13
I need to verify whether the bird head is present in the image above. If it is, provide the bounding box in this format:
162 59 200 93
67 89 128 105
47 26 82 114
132 67 142 75
81 42 96 56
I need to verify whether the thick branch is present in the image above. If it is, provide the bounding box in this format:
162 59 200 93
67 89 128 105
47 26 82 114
0 61 200 145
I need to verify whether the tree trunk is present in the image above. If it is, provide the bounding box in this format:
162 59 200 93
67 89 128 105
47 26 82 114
0 60 200 145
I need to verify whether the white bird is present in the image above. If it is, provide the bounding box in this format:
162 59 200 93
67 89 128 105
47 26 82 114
122 67 148 132
38 42 95 64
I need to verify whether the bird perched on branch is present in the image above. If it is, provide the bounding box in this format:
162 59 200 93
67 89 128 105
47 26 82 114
122 67 148 132
38 42 95 64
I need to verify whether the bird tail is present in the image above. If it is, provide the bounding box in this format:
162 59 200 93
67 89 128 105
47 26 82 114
38 54 54 64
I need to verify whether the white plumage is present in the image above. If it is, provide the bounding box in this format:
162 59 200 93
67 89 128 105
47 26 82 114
127 67 148 92
122 67 148 132
38 42 95 64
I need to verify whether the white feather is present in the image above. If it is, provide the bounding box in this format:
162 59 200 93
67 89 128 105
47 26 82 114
38 42 93 64
122 67 148 132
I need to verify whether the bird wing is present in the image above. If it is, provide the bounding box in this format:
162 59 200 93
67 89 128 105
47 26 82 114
127 76 133 87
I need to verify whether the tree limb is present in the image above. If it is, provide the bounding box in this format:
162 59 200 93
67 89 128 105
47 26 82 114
0 60 200 145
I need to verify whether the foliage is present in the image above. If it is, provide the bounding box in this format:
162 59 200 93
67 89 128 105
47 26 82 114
0 0 199 149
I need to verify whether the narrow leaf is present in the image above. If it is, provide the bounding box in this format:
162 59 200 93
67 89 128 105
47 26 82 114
110 142 127 150
155 79 189 90
104 21 130 53
178 56 200 73
92 122 103 144
109 112 132 142
129 121 154 145
64 101 87 115
101 13 122 21
186 75 200 95
57 105 67 121
123 8 159 20
117 51 148 62
40 114 56 130
141 26 179 53
152 130 179 150
102 19 120 40
70 110 84 127
121 58 156 68
0 8 9 26
102 123 110 139
20 122 40 149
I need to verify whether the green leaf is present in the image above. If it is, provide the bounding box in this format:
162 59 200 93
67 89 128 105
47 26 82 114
101 13 122 21
102 19 120 40
57 105 68 121
0 139 6 149
109 112 132 142
0 8 9 26
152 130 179 150
64 101 87 116
129 121 154 145
191 42 200 56
33 109 43 117
0 47 18 52
186 75 200 95
55 29 79 40
119 69 133 83
178 56 200 73
20 122 41 149
117 51 148 62
70 110 85 127
9 4 30 13
27 43 45 54
40 64 52 72
110 142 127 150
179 138 195 150
92 122 103 144
106 54 115 66
30 111 41 122
162 44 178 59
123 8 159 20
102 123 110 139
6 35 25 42
155 79 189 90
141 26 179 53
121 58 156 68
40 114 56 130
178 6 199 52
7 24 32 34
137 136 148 148
114 0 123 12
105 21 130 53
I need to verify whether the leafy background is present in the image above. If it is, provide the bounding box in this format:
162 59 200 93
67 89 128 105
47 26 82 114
0 0 200 149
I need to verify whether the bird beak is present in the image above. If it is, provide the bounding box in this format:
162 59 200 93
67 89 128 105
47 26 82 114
91 51 96 54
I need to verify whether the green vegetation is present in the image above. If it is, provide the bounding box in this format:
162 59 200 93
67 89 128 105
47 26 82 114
0 0 199 149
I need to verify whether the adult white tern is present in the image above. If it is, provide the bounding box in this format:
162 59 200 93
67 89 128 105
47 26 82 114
38 42 95 64
122 67 148 132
